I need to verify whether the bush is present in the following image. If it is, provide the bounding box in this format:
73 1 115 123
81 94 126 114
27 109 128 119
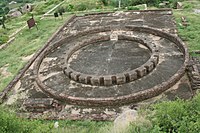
33 0 64 15
0 30 9 45
0 107 30 133
107 0 165 8
0 34 9 45
76 3 87 11
149 93 200 133
99 0 109 6
66 4 74 12
183 3 194 10
63 0 104 12
33 4 47 15
57 6 65 13
127 6 140 10
0 106 53 133
109 0 118 7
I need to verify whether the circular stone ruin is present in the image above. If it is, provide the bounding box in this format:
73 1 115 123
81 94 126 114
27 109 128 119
33 25 188 107
63 34 159 86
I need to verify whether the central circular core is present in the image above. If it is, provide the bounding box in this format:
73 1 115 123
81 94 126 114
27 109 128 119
68 40 151 75
63 35 159 86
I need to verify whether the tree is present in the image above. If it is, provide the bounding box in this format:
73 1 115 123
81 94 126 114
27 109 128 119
4 7 10 14
0 16 6 29
0 8 4 16
0 6 9 29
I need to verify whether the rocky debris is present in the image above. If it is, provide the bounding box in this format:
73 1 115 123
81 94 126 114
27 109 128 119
159 3 166 8
22 3 33 13
114 109 138 132
176 2 183 9
54 121 59 128
21 54 34 62
159 1 170 8
188 57 200 90
8 8 22 18
0 64 12 78
194 9 200 14
23 98 60 112
181 16 189 27
9 1 17 5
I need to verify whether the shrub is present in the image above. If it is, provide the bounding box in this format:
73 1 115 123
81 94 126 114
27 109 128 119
183 3 194 10
76 3 87 11
0 34 9 45
57 6 65 13
33 4 47 15
0 30 8 45
99 0 109 6
66 4 74 12
127 6 140 10
0 106 53 133
108 0 165 8
149 93 200 133
0 107 31 133
109 0 118 7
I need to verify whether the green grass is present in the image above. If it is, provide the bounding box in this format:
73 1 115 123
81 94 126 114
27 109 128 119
2 15 34 36
7 3 23 10
0 16 68 91
62 0 105 12
1 0 63 36
173 1 200 51
51 120 112 133
33 0 63 15
0 106 112 133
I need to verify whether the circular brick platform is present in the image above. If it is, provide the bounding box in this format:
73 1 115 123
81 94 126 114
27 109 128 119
33 26 188 106
63 35 159 86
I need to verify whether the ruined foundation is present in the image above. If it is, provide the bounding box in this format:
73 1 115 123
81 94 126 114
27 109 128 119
0 9 192 120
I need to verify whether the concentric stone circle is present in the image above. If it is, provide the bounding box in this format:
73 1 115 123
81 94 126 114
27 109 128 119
63 34 159 86
33 25 189 106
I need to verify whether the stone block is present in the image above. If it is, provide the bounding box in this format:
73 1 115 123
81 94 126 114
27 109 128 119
151 56 159 66
136 67 147 77
129 71 137 81
91 77 100 86
145 61 154 72
124 73 130 82
153 47 159 52
116 75 126 85
86 76 92 84
104 76 112 86
79 75 87 84
70 72 80 81
64 68 72 77
111 76 117 84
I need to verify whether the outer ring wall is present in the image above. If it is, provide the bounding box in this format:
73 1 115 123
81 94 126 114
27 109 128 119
33 26 189 107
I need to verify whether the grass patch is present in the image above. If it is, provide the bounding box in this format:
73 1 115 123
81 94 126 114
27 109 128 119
51 120 112 133
1 0 63 36
0 16 68 91
7 3 23 10
0 29 9 45
147 93 200 133
33 0 63 15
1 14 42 37
0 105 112 133
63 0 104 12
173 1 200 51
